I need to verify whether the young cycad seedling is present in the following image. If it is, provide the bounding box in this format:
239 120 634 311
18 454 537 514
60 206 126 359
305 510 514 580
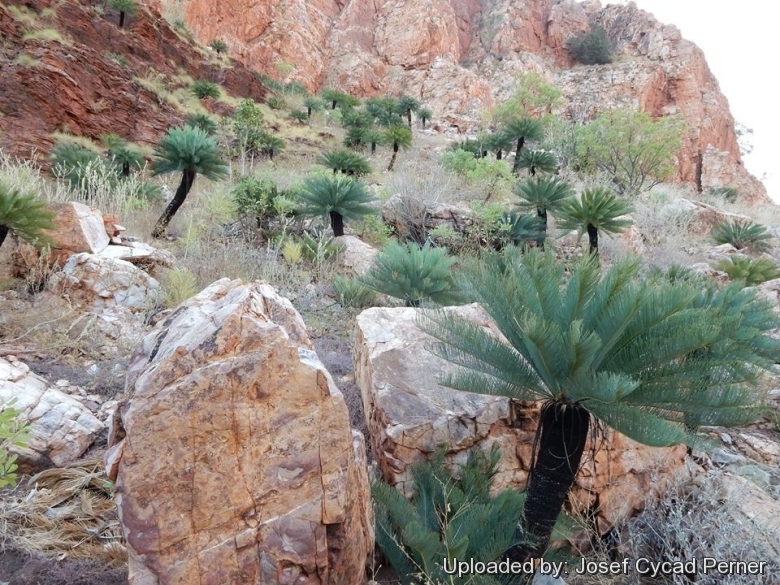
711 219 773 253
360 241 460 307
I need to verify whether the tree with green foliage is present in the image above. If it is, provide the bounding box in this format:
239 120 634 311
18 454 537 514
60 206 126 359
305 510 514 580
289 110 308 124
109 145 144 178
108 0 138 28
232 99 264 165
557 187 633 256
712 220 773 254
421 248 780 564
231 175 290 230
0 184 55 250
488 72 563 127
492 212 543 250
49 143 108 194
186 113 218 135
296 174 374 237
515 149 558 177
360 241 460 307
567 23 613 65
318 150 372 177
395 95 421 128
257 132 284 161
485 131 514 160
716 256 780 286
150 126 228 238
302 96 324 119
501 117 544 174
384 125 413 171
417 107 432 129
373 446 535 585
361 128 385 155
575 109 685 196
320 88 360 110
514 176 574 246
209 39 228 54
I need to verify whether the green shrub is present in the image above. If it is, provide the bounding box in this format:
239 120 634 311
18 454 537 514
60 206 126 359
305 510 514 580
712 219 773 253
0 183 55 250
360 241 460 307
715 256 780 286
374 446 554 585
231 175 286 229
209 39 228 54
708 186 739 203
191 80 220 99
0 399 30 488
440 149 478 175
333 275 378 309
49 142 116 194
289 110 308 124
186 113 218 135
567 23 613 65
319 150 372 178
266 96 287 110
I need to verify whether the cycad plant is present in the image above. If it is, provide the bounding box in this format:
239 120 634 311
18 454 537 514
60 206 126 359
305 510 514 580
417 107 432 129
395 95 421 128
302 96 324 119
109 146 144 177
514 176 574 246
501 117 544 174
515 149 557 177
361 128 385 155
384 126 413 171
319 150 372 177
557 187 633 255
108 0 138 28
0 184 55 249
296 174 374 237
150 126 228 238
49 143 106 193
373 446 528 585
360 241 460 307
186 113 218 135
715 256 780 286
711 219 773 254
421 248 780 563
491 212 543 250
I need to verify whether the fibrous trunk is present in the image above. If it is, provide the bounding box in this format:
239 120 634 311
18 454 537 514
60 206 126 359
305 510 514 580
505 401 590 562
587 224 598 255
152 168 196 239
512 137 526 173
0 225 8 249
330 210 344 237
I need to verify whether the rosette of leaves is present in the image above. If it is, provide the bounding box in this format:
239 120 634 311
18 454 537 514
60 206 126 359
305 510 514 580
715 256 780 286
711 219 773 254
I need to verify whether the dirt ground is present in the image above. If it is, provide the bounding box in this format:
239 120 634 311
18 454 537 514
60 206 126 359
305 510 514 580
0 548 127 585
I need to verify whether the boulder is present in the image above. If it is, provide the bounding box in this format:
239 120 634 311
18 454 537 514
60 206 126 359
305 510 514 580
333 235 377 277
43 202 110 254
0 356 104 471
107 278 373 585
48 253 163 314
97 242 177 277
354 305 688 531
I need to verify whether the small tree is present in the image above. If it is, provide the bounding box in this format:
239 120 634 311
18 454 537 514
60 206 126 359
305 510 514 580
150 126 228 238
716 256 780 286
0 184 55 250
514 176 574 245
557 187 633 256
501 117 544 174
302 96 324 119
209 39 228 54
395 95 421 128
488 72 563 127
575 109 685 196
108 0 138 28
296 174 374 237
515 149 558 177
384 125 413 171
417 107 432 129
109 146 144 178
567 23 613 65
361 128 385 155
191 80 221 99
319 150 372 177
360 241 460 307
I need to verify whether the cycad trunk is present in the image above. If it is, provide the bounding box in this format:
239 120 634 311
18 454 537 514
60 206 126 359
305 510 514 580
0 225 8 249
512 137 526 173
496 150 502 160
406 110 412 127
387 142 399 171
536 207 547 249
329 211 345 237
505 401 590 562
152 169 196 239
587 224 598 255
119 11 126 27
371 142 377 155
421 119 427 129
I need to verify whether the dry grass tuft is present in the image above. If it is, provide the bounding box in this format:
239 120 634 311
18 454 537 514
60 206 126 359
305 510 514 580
0 459 125 566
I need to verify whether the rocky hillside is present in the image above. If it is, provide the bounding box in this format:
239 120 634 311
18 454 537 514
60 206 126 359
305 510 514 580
180 0 766 203
0 0 265 158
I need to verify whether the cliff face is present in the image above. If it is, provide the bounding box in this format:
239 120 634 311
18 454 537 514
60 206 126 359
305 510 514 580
0 0 265 159
183 0 766 202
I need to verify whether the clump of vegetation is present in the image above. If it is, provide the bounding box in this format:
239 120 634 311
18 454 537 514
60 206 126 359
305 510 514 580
318 150 372 178
514 176 574 245
0 400 30 488
567 23 613 65
360 241 460 307
209 39 228 54
384 125 413 171
715 256 780 286
190 80 221 100
557 187 633 256
161 267 199 307
231 175 292 232
296 175 375 237
332 275 378 309
711 219 773 253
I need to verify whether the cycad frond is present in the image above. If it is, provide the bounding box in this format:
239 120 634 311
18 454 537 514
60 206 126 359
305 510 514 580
151 126 228 180
515 149 558 176
712 219 772 253
318 149 372 177
0 184 55 248
296 174 375 219
514 176 574 214
715 256 780 286
557 187 633 236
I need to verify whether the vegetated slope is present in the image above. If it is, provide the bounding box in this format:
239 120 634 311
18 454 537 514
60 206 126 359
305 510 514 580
0 0 265 159
180 0 767 203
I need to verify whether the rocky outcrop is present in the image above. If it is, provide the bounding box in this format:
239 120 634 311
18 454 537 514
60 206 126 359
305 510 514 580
44 202 109 254
0 356 104 471
354 305 688 531
181 0 766 202
107 278 372 585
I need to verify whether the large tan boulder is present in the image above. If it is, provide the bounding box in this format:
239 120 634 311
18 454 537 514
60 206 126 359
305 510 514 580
0 356 104 471
107 278 373 585
44 202 110 254
354 305 688 531
333 235 377 277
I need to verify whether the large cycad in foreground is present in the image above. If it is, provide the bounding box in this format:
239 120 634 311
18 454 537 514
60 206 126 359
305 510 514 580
421 249 779 563
151 126 228 238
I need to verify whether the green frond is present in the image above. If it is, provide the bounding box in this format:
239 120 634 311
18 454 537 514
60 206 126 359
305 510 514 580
318 150 372 177
501 117 544 144
715 255 780 286
296 174 375 219
711 219 772 253
515 149 558 176
557 187 633 236
514 176 574 212
384 126 413 150
0 184 55 248
151 126 228 180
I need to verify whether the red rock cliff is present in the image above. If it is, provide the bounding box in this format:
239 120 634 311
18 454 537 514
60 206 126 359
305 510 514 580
182 0 765 202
